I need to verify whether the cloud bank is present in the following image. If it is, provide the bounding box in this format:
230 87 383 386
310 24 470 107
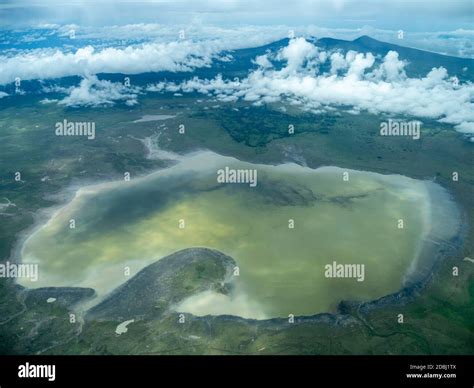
0 40 230 85
146 38 474 137
2 34 472 139
1 23 473 88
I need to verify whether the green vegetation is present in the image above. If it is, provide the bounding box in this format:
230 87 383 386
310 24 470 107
0 93 472 355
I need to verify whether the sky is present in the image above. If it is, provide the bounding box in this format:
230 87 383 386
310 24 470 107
0 0 472 31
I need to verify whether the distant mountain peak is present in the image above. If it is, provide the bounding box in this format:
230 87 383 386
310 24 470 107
316 35 381 46
353 35 379 43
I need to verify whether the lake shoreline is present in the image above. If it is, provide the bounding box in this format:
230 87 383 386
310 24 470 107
10 150 467 323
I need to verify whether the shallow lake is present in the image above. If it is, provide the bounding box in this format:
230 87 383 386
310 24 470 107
20 151 460 318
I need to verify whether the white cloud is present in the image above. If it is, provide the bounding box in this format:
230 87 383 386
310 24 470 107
253 54 273 69
1 23 473 88
154 38 474 138
278 37 319 73
371 50 407 81
39 98 58 104
346 51 376 78
330 52 346 74
0 40 229 85
58 75 139 107
2 31 473 138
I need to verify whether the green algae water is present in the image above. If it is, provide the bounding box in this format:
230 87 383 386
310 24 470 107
19 152 460 319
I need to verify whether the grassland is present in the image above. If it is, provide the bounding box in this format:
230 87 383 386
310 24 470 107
0 93 472 354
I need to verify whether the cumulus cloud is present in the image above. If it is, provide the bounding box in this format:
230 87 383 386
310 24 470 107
58 75 139 107
329 52 347 74
346 51 376 78
1 22 473 87
253 54 273 69
371 50 407 81
150 38 474 137
0 39 232 85
278 37 319 72
2 32 473 137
